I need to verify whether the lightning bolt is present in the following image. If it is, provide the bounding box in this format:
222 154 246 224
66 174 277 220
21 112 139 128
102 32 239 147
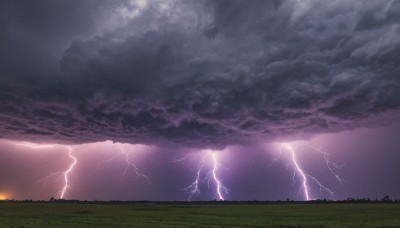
7 141 77 199
59 146 76 199
211 153 228 201
279 143 343 201
283 143 311 200
180 150 229 201
99 144 150 183
118 144 151 183
184 151 209 201
305 145 344 184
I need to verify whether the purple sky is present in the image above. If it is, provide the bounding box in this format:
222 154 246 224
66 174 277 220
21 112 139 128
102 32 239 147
1 0 400 201
1 123 400 201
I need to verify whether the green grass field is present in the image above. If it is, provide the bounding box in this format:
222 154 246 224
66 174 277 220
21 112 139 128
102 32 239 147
0 202 399 227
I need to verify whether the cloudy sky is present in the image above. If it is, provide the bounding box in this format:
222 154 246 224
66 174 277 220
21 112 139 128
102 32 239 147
0 0 400 201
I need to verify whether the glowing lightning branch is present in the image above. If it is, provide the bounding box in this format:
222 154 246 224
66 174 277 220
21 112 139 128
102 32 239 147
7 141 77 199
283 143 310 200
60 146 76 199
118 145 151 184
9 141 56 149
211 153 228 201
267 151 282 168
99 144 151 184
281 143 343 201
181 150 229 201
184 152 209 201
305 145 344 184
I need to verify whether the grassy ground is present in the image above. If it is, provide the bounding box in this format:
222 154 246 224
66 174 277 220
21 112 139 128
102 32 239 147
0 202 399 227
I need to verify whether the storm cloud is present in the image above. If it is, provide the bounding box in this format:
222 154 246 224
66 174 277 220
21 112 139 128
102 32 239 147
1 0 400 148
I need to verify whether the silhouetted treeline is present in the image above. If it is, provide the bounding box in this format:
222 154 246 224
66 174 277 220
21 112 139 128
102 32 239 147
0 195 399 204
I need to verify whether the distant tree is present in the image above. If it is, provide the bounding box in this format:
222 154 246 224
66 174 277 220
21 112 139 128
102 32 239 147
382 196 392 202
49 197 55 201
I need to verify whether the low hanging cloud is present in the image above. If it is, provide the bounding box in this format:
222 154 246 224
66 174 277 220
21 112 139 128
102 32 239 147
1 0 400 148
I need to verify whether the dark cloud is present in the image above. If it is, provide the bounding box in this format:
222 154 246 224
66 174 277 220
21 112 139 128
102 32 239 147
1 0 400 148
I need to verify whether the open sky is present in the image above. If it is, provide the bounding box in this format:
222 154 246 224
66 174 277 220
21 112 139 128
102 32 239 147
1 0 400 201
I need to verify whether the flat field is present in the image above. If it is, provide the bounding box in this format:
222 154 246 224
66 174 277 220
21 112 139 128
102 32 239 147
0 202 399 227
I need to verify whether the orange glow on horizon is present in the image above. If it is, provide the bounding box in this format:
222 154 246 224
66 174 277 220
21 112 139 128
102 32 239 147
0 193 10 200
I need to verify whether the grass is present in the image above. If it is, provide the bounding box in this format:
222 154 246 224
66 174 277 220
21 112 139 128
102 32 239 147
0 202 400 227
